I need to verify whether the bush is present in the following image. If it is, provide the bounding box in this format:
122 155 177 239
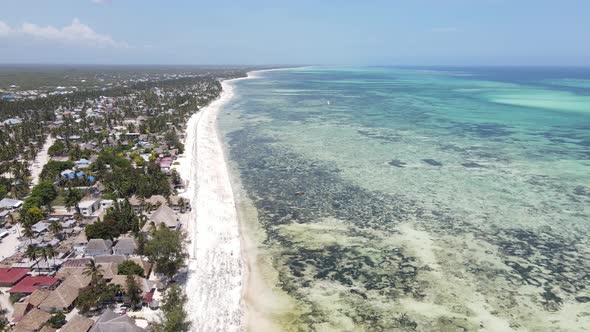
118 260 145 277
47 312 66 328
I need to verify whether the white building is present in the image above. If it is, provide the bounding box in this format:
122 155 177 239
100 199 114 210
78 199 101 217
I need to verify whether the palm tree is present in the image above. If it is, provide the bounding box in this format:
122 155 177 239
44 202 55 216
82 260 104 286
45 245 58 271
37 247 49 270
25 245 39 270
21 222 34 244
48 221 63 239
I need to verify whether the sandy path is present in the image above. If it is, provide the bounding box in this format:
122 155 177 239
30 135 55 186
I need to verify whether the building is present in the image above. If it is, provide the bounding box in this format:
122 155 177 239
157 157 174 173
84 239 112 257
142 204 179 233
0 198 23 210
110 275 154 297
9 276 60 294
0 268 29 286
79 199 101 217
75 158 90 169
72 233 88 255
12 308 51 332
60 315 94 332
89 308 145 332
100 199 114 210
31 222 50 235
113 238 138 256
39 271 91 312
94 255 126 265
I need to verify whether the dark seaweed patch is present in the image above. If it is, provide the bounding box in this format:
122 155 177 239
422 159 443 166
224 124 590 329
462 162 484 168
388 159 407 167
449 122 513 138
358 130 403 143
573 186 590 197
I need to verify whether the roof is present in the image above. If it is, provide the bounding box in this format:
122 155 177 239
79 200 100 209
128 196 142 206
9 276 60 294
12 302 30 322
114 238 138 251
40 270 91 309
95 255 127 264
28 289 51 307
145 205 178 231
62 258 93 268
146 195 167 206
89 308 145 332
169 195 186 205
32 222 50 233
86 239 112 251
73 232 88 245
0 267 29 284
13 308 51 332
0 198 23 209
61 315 94 332
40 326 57 332
110 275 154 295
97 262 119 280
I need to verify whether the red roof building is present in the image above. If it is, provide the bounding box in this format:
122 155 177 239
0 268 29 287
8 276 60 294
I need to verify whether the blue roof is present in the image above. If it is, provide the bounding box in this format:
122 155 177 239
88 175 95 183
77 158 89 163
76 171 85 177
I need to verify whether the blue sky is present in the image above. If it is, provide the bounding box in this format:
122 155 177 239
0 0 589 65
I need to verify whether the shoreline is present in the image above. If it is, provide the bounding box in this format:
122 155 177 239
177 68 292 331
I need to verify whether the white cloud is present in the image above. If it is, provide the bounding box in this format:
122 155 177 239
431 27 459 33
0 18 128 48
0 20 13 36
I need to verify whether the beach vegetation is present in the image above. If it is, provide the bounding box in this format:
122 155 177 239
39 161 75 182
85 200 140 240
150 285 191 332
144 225 187 279
47 311 66 328
47 141 66 156
118 260 145 277
125 275 143 309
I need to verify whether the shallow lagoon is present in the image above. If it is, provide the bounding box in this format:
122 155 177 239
220 67 590 331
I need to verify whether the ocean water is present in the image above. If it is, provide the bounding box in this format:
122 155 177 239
219 67 590 331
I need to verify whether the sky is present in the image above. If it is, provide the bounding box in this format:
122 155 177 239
0 0 589 66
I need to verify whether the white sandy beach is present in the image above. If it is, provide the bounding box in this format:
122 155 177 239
178 76 248 332
176 69 292 331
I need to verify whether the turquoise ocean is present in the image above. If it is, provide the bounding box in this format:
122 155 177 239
219 67 590 331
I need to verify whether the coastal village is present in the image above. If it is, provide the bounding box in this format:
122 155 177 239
0 68 247 331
